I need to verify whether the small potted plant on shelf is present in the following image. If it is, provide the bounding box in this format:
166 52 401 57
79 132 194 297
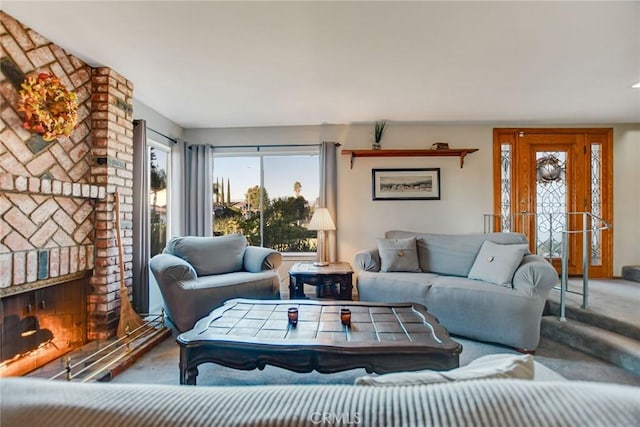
372 120 386 150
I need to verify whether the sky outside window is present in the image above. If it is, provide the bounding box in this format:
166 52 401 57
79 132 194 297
213 155 319 204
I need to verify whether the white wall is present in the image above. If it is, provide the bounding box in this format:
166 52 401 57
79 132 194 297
613 124 640 274
133 99 185 236
183 123 639 277
133 99 184 141
185 125 322 146
326 124 494 265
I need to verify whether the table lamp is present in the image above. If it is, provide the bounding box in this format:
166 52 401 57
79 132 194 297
307 208 336 266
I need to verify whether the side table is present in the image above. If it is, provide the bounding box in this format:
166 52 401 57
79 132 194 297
288 262 354 300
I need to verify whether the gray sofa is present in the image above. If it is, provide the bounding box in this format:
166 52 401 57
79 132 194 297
150 234 282 332
2 378 638 426
355 231 558 350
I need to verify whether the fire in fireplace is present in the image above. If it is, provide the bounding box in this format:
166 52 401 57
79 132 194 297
0 278 87 377
2 314 54 358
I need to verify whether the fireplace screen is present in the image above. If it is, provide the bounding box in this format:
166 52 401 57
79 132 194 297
1 278 87 377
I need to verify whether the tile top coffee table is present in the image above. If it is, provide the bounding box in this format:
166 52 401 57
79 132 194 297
177 298 462 385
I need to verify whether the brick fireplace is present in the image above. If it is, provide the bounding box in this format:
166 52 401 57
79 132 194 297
1 12 135 375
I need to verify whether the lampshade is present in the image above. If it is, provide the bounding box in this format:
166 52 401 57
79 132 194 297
307 208 336 231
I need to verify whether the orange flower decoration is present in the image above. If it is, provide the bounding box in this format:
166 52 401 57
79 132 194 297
18 73 78 141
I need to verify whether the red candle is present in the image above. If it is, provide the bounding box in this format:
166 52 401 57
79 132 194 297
288 307 298 326
340 308 351 326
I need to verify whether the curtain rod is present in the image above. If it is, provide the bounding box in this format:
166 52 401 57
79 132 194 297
147 127 178 144
133 120 179 144
187 142 340 150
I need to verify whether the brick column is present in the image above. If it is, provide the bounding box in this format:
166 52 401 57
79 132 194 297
89 67 134 339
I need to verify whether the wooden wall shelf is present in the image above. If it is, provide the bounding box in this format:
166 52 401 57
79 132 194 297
341 148 479 169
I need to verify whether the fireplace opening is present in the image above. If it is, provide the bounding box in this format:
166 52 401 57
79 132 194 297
3 314 54 357
0 278 87 377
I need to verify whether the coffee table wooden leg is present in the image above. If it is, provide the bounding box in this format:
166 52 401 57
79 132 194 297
339 276 353 300
183 367 198 385
289 275 302 298
179 347 198 385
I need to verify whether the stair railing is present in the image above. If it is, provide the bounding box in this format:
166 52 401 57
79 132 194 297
558 212 612 320
482 211 612 321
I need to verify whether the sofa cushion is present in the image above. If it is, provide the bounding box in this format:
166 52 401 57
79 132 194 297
165 234 247 276
356 271 437 303
376 237 421 272
385 231 528 277
468 241 529 286
354 354 534 386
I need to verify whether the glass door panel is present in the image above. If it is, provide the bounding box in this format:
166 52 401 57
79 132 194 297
518 133 584 275
535 151 567 259
212 156 260 242
263 155 319 252
590 143 602 266
149 145 170 258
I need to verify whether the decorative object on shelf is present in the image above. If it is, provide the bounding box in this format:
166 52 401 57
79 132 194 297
372 168 441 201
17 73 78 141
307 208 336 266
431 142 450 150
372 120 387 150
341 148 478 169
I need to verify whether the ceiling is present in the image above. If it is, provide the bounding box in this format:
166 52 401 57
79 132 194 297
4 1 639 128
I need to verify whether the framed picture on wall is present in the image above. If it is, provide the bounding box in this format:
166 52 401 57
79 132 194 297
372 168 441 201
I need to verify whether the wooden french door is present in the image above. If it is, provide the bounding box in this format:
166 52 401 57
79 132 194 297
493 128 613 278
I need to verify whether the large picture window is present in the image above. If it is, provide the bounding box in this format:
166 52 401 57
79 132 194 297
212 148 319 253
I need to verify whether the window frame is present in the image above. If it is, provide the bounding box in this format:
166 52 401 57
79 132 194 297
212 146 320 255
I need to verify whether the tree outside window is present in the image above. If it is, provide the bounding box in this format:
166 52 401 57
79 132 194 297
212 154 319 252
149 146 169 257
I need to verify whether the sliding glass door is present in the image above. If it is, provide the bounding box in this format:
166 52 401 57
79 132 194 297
212 149 319 253
147 140 171 313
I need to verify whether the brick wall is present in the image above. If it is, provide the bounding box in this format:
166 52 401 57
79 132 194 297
0 12 134 339
89 68 134 340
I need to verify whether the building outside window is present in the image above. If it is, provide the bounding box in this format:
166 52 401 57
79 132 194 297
212 148 319 253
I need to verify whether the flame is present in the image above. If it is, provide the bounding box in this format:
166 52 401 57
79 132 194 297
1 313 84 377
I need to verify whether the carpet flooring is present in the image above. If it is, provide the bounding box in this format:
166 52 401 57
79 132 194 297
112 279 640 387
111 330 639 387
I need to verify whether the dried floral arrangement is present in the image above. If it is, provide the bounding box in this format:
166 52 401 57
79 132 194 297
18 73 78 141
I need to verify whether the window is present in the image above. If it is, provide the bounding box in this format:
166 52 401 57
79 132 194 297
149 141 171 257
212 148 319 253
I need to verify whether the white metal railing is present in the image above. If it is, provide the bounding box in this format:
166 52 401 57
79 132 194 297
483 212 612 321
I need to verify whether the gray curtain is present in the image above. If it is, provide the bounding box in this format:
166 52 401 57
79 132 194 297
132 119 149 313
183 144 213 236
319 141 338 262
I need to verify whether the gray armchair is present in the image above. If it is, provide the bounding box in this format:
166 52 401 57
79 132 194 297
150 234 282 332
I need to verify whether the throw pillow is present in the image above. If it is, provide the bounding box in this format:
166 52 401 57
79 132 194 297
385 231 528 277
467 241 529 286
354 354 534 386
376 237 421 272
